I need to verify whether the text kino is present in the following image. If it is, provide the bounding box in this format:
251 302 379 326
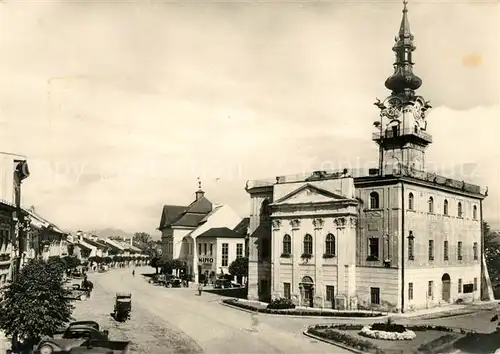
199 257 214 263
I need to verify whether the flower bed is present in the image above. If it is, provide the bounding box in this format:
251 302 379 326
307 323 472 353
223 299 384 317
360 326 416 340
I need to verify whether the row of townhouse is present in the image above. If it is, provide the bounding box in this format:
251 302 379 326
69 230 149 268
0 202 150 290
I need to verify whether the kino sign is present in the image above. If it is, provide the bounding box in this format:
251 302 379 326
199 257 214 263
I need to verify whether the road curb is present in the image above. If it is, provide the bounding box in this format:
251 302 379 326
303 328 364 354
219 301 388 320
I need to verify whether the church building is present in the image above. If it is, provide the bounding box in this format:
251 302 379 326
245 1 491 312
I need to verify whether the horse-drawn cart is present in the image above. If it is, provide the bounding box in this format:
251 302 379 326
113 292 131 322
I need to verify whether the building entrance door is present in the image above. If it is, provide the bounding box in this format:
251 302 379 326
441 273 451 302
301 276 314 307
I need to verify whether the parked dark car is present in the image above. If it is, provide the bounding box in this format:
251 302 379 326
214 279 232 289
164 275 182 288
64 284 88 301
34 321 131 354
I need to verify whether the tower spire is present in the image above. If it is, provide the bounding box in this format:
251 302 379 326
384 0 422 97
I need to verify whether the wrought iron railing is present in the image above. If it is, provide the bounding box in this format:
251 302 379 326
372 128 432 142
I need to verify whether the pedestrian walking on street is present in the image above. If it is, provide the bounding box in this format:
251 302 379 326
132 270 135 277
198 283 202 296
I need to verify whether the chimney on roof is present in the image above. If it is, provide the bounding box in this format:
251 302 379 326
196 177 205 201
130 236 133 247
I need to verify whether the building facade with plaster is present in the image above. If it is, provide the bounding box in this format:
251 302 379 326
159 183 243 281
245 2 490 312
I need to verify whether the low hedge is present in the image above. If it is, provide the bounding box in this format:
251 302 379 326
223 299 384 317
308 327 383 354
309 323 472 353
267 298 295 310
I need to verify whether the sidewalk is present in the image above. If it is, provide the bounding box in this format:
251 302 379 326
392 300 498 320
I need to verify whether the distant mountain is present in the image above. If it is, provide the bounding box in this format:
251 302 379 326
90 228 134 240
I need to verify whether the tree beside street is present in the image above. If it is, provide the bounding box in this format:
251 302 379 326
63 255 81 271
229 257 248 285
133 232 160 258
484 221 500 293
0 259 73 351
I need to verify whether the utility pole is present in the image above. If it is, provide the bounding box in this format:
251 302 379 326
12 159 30 282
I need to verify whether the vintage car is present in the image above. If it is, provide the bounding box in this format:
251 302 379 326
64 284 89 301
34 322 130 354
113 293 131 322
148 274 164 285
214 278 233 289
164 275 182 288
71 271 85 279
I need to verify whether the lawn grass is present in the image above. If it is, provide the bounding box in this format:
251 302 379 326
308 324 468 354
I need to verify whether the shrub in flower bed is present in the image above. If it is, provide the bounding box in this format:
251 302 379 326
360 326 416 340
308 327 383 353
223 299 384 317
267 298 296 309
359 318 416 341
371 322 406 333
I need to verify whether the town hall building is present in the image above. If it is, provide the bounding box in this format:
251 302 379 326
245 1 492 313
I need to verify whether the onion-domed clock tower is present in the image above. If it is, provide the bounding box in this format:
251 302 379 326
373 0 432 174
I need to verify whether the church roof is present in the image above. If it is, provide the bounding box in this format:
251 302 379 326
159 196 213 229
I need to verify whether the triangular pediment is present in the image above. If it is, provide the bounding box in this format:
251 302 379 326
273 184 348 205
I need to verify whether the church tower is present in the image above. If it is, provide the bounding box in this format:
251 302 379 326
373 0 432 174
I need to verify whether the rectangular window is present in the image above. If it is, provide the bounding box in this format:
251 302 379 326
370 287 380 305
474 277 478 291
463 284 473 293
198 243 202 256
204 243 207 255
408 282 413 301
428 281 434 299
428 240 434 261
222 243 229 266
444 241 449 261
209 243 213 256
473 242 478 261
326 286 335 302
458 241 463 260
458 278 462 293
284 283 291 299
236 243 243 259
368 238 379 260
408 236 414 260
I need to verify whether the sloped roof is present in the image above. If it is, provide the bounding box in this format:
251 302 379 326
104 239 126 251
159 205 187 230
160 196 213 229
199 205 223 224
25 208 66 234
77 241 93 251
197 227 245 239
233 217 250 236
84 238 108 250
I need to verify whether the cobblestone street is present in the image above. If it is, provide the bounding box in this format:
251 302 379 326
72 267 345 354
71 268 203 354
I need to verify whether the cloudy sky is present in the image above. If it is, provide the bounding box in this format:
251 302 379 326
0 0 498 237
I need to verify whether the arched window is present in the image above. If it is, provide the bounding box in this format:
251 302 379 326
473 205 478 220
458 202 463 217
325 234 336 256
282 234 291 255
408 193 414 210
303 234 313 255
369 192 380 209
444 199 449 215
428 197 434 213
